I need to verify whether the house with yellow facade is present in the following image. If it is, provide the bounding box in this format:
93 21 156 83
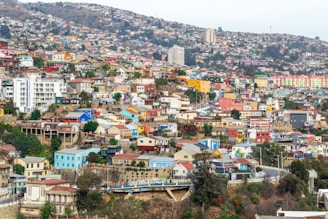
187 79 210 93
0 108 3 117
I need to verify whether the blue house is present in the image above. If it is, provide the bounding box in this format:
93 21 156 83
54 146 100 171
235 158 252 171
148 156 176 169
77 108 95 120
119 109 139 122
126 123 138 138
198 138 220 150
63 112 90 123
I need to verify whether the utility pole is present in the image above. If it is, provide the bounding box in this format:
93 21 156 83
260 147 262 166
280 151 284 169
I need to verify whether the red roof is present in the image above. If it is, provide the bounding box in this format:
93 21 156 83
235 158 252 165
29 179 70 185
115 125 128 130
49 186 78 193
69 78 93 83
181 163 195 170
113 154 139 159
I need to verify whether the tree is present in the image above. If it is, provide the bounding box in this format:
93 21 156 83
174 69 186 76
190 154 228 212
208 92 216 101
113 93 122 102
204 123 213 137
76 170 105 213
133 72 142 78
102 64 110 72
155 78 168 86
87 152 104 164
79 91 91 102
68 63 75 73
283 97 299 110
184 89 201 104
47 104 57 113
33 57 44 68
231 109 241 120
41 202 53 219
93 87 99 92
290 160 309 183
254 82 258 91
13 164 25 175
30 109 41 120
64 205 74 218
85 71 95 78
252 142 282 166
83 121 99 133
277 173 304 196
77 170 102 191
4 100 16 115
51 135 61 152
138 161 145 167
110 138 118 145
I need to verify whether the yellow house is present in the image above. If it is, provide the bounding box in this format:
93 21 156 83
224 92 237 99
243 100 258 110
254 77 268 88
134 122 145 135
0 108 3 117
266 104 274 113
14 156 50 180
187 79 210 93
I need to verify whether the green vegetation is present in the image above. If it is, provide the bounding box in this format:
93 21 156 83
13 164 25 175
283 97 299 110
252 142 282 166
33 57 45 68
41 202 53 219
184 89 201 103
113 93 122 102
155 78 168 86
109 138 118 145
231 109 241 120
203 123 213 137
83 121 99 133
3 100 16 115
190 154 228 212
87 152 105 164
29 109 41 120
0 123 47 158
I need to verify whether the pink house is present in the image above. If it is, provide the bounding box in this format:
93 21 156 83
218 98 243 113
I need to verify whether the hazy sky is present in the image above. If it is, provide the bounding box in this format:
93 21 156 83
19 0 328 41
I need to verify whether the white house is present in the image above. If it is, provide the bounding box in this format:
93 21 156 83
173 163 195 179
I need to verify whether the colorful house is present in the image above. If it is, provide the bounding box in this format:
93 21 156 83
76 108 95 120
119 109 139 122
148 156 176 169
63 112 89 123
54 146 100 171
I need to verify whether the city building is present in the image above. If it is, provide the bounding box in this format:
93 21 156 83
187 79 211 93
54 145 100 171
168 45 185 66
14 156 50 179
205 28 216 44
13 76 66 113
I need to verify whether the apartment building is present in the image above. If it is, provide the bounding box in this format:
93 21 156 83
205 28 216 44
13 76 66 113
168 45 185 66
272 75 328 89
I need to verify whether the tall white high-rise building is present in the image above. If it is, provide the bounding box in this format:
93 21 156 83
168 45 185 66
13 76 66 113
205 29 216 44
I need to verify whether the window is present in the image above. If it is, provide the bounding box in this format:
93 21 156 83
37 163 39 168
31 164 33 168
149 141 152 143
140 140 143 143
184 156 188 158
26 164 29 169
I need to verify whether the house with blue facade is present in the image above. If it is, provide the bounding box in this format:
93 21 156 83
148 156 176 169
54 146 100 171
125 123 138 138
197 138 220 150
77 108 95 120
235 158 253 171
63 112 90 123
119 109 139 122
